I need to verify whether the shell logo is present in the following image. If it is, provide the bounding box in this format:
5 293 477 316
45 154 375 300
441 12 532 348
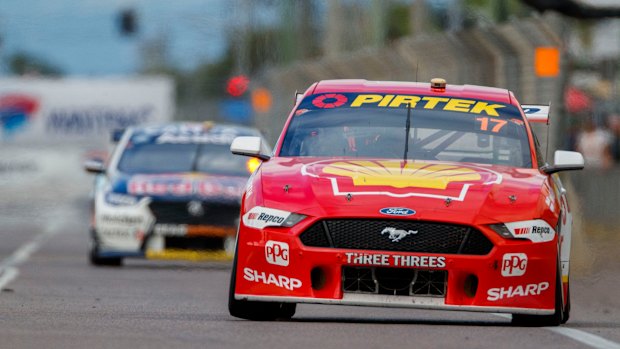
322 160 481 190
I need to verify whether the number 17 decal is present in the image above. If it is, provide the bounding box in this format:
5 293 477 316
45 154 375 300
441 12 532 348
476 117 507 133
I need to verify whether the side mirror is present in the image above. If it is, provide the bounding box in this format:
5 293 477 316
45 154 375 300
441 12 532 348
111 129 125 143
294 91 304 106
541 150 584 174
230 136 270 161
84 159 105 174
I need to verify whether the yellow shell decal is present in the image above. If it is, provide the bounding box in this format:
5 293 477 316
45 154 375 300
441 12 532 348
322 160 481 190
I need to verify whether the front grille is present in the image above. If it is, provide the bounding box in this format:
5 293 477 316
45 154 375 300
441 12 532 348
300 219 493 255
149 201 240 227
342 266 447 296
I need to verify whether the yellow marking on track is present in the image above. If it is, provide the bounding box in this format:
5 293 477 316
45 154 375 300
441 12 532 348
146 249 233 261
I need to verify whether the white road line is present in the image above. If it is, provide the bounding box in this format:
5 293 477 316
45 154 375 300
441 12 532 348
0 215 65 290
0 267 19 290
494 313 620 349
547 328 620 349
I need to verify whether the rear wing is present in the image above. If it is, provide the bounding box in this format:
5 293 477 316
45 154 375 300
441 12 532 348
521 105 550 124
294 91 304 106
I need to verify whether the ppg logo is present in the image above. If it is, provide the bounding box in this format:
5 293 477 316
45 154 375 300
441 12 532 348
501 253 527 277
265 240 289 266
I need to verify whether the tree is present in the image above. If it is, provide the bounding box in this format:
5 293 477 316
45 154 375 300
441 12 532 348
7 52 63 76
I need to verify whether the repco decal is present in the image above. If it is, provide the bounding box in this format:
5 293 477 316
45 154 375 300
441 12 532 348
242 206 291 229
256 213 284 224
504 220 555 243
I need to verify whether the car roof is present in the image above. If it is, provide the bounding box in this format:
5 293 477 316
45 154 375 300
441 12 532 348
311 79 514 104
131 122 262 137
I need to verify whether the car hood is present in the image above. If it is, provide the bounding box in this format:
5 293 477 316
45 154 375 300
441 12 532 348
110 172 247 203
260 158 549 225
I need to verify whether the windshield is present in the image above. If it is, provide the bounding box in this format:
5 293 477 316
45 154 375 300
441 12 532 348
280 93 532 167
117 139 252 176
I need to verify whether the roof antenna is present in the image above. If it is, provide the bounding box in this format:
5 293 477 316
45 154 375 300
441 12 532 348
404 102 411 163
545 102 551 163
415 62 419 82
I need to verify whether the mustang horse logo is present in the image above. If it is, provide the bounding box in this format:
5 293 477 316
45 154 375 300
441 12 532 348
381 227 417 242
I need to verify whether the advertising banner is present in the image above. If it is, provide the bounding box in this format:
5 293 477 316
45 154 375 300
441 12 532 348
0 77 174 144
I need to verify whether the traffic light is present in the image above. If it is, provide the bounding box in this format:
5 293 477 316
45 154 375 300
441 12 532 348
118 9 138 36
226 75 250 98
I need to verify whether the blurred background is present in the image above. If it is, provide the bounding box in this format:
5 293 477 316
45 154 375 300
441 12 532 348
1 0 620 258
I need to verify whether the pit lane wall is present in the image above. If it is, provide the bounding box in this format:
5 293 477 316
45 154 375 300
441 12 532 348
0 76 174 145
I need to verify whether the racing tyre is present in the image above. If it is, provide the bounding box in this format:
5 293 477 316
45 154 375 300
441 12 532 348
561 282 571 324
228 245 296 321
89 246 123 267
511 262 568 327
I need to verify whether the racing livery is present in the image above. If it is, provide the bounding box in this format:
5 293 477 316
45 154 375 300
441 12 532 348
228 79 584 326
85 122 268 265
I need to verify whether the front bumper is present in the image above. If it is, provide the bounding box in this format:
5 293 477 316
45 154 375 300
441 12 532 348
233 219 558 315
93 199 239 261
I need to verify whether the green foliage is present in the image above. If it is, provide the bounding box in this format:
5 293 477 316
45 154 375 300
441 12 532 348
386 3 411 41
7 52 63 76
463 0 531 25
193 48 235 97
246 28 283 74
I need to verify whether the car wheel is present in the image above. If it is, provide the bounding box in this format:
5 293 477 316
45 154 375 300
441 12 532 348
511 260 565 327
561 282 570 324
89 243 122 267
228 242 296 321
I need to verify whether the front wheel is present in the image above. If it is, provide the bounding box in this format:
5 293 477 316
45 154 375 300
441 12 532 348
89 248 123 266
228 244 296 321
89 233 122 267
511 262 568 327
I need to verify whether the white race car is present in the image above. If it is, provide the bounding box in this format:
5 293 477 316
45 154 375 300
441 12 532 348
84 122 268 266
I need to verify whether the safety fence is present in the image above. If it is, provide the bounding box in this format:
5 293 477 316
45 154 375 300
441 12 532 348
255 16 562 144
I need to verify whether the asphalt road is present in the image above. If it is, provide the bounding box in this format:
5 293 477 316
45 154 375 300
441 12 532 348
1 145 619 349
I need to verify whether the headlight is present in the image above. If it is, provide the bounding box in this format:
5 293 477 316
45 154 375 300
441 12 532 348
282 213 307 227
104 192 140 206
489 219 555 243
242 206 307 229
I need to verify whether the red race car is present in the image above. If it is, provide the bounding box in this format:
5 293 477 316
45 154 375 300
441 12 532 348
228 78 584 326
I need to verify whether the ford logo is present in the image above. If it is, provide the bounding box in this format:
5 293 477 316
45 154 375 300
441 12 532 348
379 207 416 216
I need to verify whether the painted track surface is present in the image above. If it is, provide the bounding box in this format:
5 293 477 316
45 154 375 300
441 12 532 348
0 145 619 349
